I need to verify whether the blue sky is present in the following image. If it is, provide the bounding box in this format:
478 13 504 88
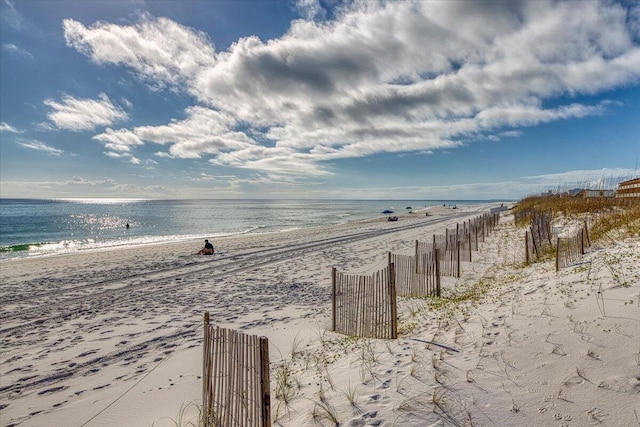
1 0 639 200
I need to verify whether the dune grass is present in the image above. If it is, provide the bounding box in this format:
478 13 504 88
513 196 640 242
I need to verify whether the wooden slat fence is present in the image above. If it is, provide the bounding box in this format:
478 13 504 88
416 212 501 276
203 313 271 427
524 211 553 264
332 264 398 339
392 251 440 297
555 227 589 271
417 238 460 278
514 207 536 227
448 227 473 262
461 220 479 251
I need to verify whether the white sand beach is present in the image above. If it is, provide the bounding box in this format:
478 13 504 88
1 203 639 427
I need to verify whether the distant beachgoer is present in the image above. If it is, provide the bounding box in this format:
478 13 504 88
197 239 214 255
126 223 130 229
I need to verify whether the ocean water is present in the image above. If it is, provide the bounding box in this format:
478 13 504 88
0 198 489 261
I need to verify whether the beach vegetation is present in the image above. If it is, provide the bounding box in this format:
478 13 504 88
310 385 340 426
513 195 640 242
341 380 361 413
157 401 205 427
274 362 299 406
290 332 304 359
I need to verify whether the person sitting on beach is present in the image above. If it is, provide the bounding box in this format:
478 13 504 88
197 239 214 255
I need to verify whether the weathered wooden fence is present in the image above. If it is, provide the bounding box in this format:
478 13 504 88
524 211 554 264
466 212 500 244
416 239 460 277
460 220 479 251
514 207 535 227
414 212 502 277
332 264 398 339
203 313 271 427
555 227 590 271
392 250 440 297
448 228 473 262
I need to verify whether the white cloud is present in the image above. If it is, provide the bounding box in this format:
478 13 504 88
1 0 27 32
104 151 128 158
0 175 178 198
0 122 22 133
93 128 144 152
17 139 63 155
1 167 635 200
133 106 254 158
121 97 133 109
94 106 256 159
2 43 33 58
64 1 640 178
630 4 640 39
45 93 129 131
63 15 216 89
521 168 638 191
295 0 326 21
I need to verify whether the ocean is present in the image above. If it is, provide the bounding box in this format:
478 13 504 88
0 198 492 261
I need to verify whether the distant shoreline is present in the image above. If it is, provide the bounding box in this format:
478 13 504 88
0 199 508 262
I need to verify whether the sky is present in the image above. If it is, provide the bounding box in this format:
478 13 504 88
1 0 639 200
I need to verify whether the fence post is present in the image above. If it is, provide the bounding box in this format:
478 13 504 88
388 262 398 339
475 223 479 251
331 267 336 332
415 240 419 273
259 337 271 427
525 232 530 264
580 228 585 255
434 249 441 297
456 240 461 278
445 229 449 251
583 220 591 247
468 232 472 262
555 237 561 272
202 312 210 426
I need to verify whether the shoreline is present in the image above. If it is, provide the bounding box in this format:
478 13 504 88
0 200 504 262
0 203 454 263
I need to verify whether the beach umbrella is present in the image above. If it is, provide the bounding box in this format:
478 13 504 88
381 209 394 214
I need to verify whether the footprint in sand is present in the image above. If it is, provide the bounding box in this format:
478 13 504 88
598 376 640 393
38 385 68 395
586 407 608 423
553 413 572 421
83 368 100 376
348 410 381 427
378 379 392 389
